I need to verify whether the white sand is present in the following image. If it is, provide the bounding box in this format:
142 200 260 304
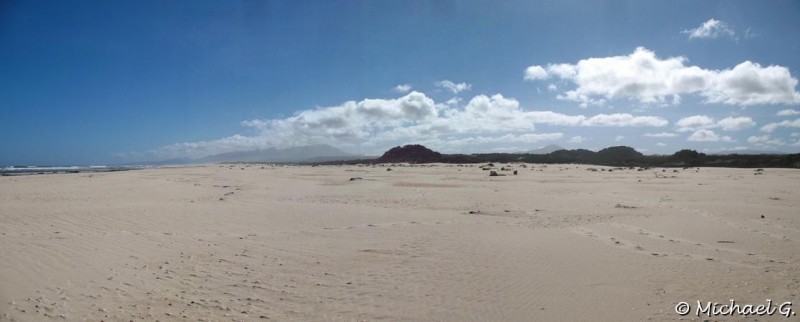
1 164 798 321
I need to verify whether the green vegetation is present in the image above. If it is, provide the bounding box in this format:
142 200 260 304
317 144 800 168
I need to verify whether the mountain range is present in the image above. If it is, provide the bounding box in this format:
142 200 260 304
123 144 363 166
195 144 359 163
528 144 564 154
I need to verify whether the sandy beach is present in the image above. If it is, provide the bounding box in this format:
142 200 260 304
1 164 798 321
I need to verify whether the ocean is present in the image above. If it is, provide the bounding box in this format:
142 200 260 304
0 165 140 175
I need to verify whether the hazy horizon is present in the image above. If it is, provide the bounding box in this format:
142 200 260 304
2 1 800 165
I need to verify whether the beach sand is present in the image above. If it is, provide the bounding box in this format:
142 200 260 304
1 164 798 321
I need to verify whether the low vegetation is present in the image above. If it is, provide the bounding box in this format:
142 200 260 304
316 145 800 168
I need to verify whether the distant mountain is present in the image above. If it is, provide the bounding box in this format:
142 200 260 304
196 144 356 163
120 158 193 166
528 144 564 154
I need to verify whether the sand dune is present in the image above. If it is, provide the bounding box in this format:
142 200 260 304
1 164 798 321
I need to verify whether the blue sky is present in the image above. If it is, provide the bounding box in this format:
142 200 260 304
2 1 800 165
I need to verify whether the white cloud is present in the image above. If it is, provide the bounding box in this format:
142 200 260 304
676 115 715 131
524 47 800 107
503 133 563 143
416 133 565 154
547 63 577 79
568 136 586 144
717 116 756 131
445 97 461 106
433 133 564 147
582 114 668 127
435 80 472 94
676 115 755 132
547 84 558 92
760 118 800 132
705 61 800 106
656 142 667 147
394 84 412 93
687 129 734 142
682 19 736 40
747 135 786 146
615 135 625 142
747 135 769 143
451 94 668 129
776 109 800 116
130 92 670 161
643 132 677 138
524 65 549 80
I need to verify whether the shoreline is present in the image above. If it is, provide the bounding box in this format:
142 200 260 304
0 166 140 176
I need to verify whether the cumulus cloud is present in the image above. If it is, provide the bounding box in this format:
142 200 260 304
676 115 755 132
705 61 800 105
422 133 564 149
372 94 668 140
523 47 800 107
688 129 734 142
443 97 462 107
643 132 677 138
615 135 625 142
760 118 800 133
583 113 668 127
682 18 736 40
747 135 769 143
717 116 756 131
776 109 800 116
435 80 471 94
676 115 715 131
524 66 549 80
394 84 412 93
130 92 670 160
